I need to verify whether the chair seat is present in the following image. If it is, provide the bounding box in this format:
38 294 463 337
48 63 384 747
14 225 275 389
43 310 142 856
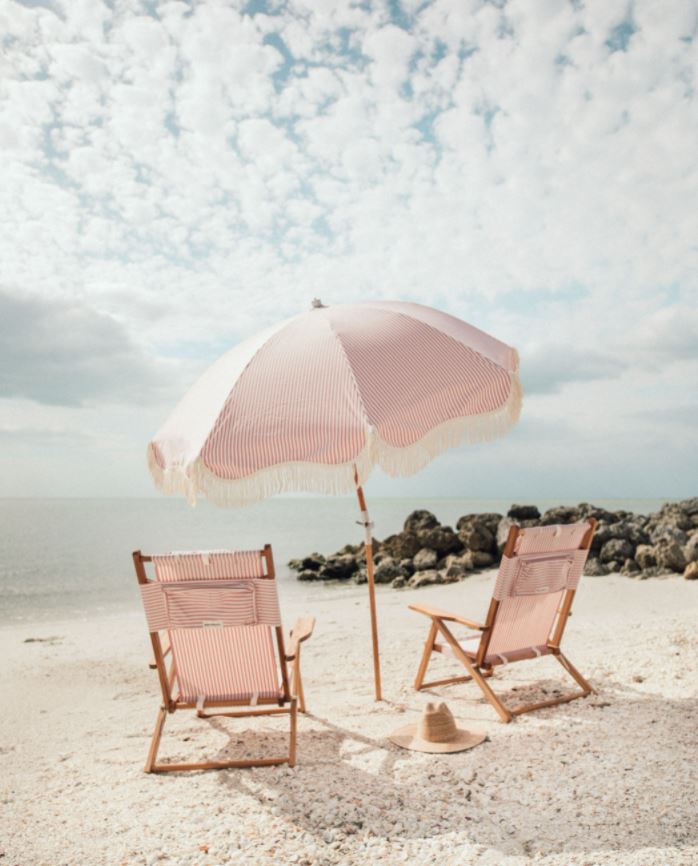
436 635 553 666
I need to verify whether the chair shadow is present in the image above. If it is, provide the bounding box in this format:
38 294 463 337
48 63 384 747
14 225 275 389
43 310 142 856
205 680 698 858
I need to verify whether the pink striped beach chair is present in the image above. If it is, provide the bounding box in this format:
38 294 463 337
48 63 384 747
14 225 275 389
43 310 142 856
133 545 314 772
410 519 596 722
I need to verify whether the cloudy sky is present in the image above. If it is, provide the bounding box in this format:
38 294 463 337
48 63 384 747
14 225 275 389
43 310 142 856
1 0 696 501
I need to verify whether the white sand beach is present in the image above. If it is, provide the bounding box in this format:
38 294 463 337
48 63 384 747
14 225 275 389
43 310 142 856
2 572 697 866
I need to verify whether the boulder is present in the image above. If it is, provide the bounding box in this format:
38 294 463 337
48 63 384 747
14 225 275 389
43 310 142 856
413 548 438 570
496 517 517 554
540 506 578 525
380 532 422 560
289 553 325 572
320 554 357 580
683 533 698 564
403 510 440 534
620 558 640 576
353 568 367 584
456 512 502 537
297 569 323 581
417 526 463 555
442 553 475 579
634 544 657 570
599 538 634 564
470 551 496 568
650 522 688 546
654 539 686 573
507 504 541 520
458 521 496 553
399 557 415 576
373 556 405 584
684 561 698 580
583 557 608 576
408 569 441 588
391 575 407 589
576 503 618 524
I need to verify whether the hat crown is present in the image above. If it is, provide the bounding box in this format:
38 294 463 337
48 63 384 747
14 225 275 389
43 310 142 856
417 702 458 743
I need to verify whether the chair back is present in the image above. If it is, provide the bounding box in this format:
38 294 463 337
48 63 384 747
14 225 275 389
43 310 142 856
137 547 286 704
485 522 593 660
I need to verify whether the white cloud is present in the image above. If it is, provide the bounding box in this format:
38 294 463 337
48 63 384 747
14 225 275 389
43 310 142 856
0 0 695 496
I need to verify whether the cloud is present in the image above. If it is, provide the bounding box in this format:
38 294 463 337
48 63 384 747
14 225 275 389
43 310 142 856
519 344 626 395
0 0 695 496
0 288 175 407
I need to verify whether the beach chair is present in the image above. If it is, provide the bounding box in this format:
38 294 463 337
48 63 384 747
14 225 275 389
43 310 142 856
410 519 596 722
132 545 314 772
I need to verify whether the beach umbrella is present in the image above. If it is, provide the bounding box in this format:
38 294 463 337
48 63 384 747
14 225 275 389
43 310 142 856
147 300 522 700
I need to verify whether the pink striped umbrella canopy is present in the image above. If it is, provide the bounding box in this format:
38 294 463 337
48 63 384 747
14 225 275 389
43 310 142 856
148 301 521 505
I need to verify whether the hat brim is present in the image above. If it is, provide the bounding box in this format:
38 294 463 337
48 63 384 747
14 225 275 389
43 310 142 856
388 724 486 754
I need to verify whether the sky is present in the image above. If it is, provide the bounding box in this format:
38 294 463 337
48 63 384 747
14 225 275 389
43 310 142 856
0 0 696 501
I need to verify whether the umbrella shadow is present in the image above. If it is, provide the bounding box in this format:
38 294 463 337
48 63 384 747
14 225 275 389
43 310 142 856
204 682 698 857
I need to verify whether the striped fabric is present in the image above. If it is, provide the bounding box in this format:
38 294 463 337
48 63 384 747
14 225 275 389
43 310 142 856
148 301 521 506
145 550 283 703
139 579 281 632
484 522 592 660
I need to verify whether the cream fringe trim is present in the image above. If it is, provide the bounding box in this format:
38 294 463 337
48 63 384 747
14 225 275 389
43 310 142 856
148 375 523 508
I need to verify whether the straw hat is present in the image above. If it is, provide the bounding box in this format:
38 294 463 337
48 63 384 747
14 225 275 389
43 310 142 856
389 702 486 753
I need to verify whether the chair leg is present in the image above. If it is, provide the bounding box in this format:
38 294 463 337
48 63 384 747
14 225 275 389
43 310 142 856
288 699 298 768
414 621 438 690
435 622 514 723
556 652 594 694
145 706 167 773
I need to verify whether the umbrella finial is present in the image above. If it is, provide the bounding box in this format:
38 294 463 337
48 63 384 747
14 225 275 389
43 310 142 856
311 298 327 309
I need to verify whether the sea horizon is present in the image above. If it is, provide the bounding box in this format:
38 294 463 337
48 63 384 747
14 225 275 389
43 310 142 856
0 495 677 626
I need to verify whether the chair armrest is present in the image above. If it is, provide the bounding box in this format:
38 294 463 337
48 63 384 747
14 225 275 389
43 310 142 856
408 603 486 631
286 616 315 660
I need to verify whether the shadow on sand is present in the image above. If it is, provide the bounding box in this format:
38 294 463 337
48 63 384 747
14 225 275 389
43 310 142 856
204 679 697 858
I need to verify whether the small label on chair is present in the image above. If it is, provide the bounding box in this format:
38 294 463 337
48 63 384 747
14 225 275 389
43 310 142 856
202 620 224 628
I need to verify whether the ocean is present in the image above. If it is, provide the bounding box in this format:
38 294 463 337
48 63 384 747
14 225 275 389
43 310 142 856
0 496 669 624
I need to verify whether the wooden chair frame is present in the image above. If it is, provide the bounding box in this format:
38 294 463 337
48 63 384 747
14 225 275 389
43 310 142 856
411 519 596 723
133 545 314 772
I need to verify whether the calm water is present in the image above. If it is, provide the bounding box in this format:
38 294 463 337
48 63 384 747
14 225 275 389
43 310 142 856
0 497 669 624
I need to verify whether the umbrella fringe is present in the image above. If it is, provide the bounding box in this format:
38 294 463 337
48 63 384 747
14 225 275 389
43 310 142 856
147 375 522 508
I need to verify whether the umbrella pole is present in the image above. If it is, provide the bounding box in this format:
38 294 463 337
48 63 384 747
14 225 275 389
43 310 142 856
354 475 382 701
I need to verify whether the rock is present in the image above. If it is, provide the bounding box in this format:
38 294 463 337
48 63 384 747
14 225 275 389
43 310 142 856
470 551 495 568
380 532 422 560
458 524 495 553
683 533 698 563
413 548 438 570
600 538 634 564
399 558 415 576
576 503 618 523
301 553 326 571
634 544 656 569
417 526 462 555
684 561 698 580
442 553 475 579
650 522 688 546
373 556 405 584
654 539 686 573
620 558 640 576
353 568 367 584
583 557 608 576
496 517 517 553
321 554 357 580
677 496 698 515
456 512 502 537
408 569 441 588
507 504 540 520
403 510 439 534
638 566 663 579
297 569 323 581
391 575 407 588
540 506 578 525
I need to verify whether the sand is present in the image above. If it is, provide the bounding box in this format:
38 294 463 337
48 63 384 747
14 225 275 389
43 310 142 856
1 572 697 866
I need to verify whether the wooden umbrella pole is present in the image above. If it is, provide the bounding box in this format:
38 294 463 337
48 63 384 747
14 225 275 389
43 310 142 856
354 469 382 701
